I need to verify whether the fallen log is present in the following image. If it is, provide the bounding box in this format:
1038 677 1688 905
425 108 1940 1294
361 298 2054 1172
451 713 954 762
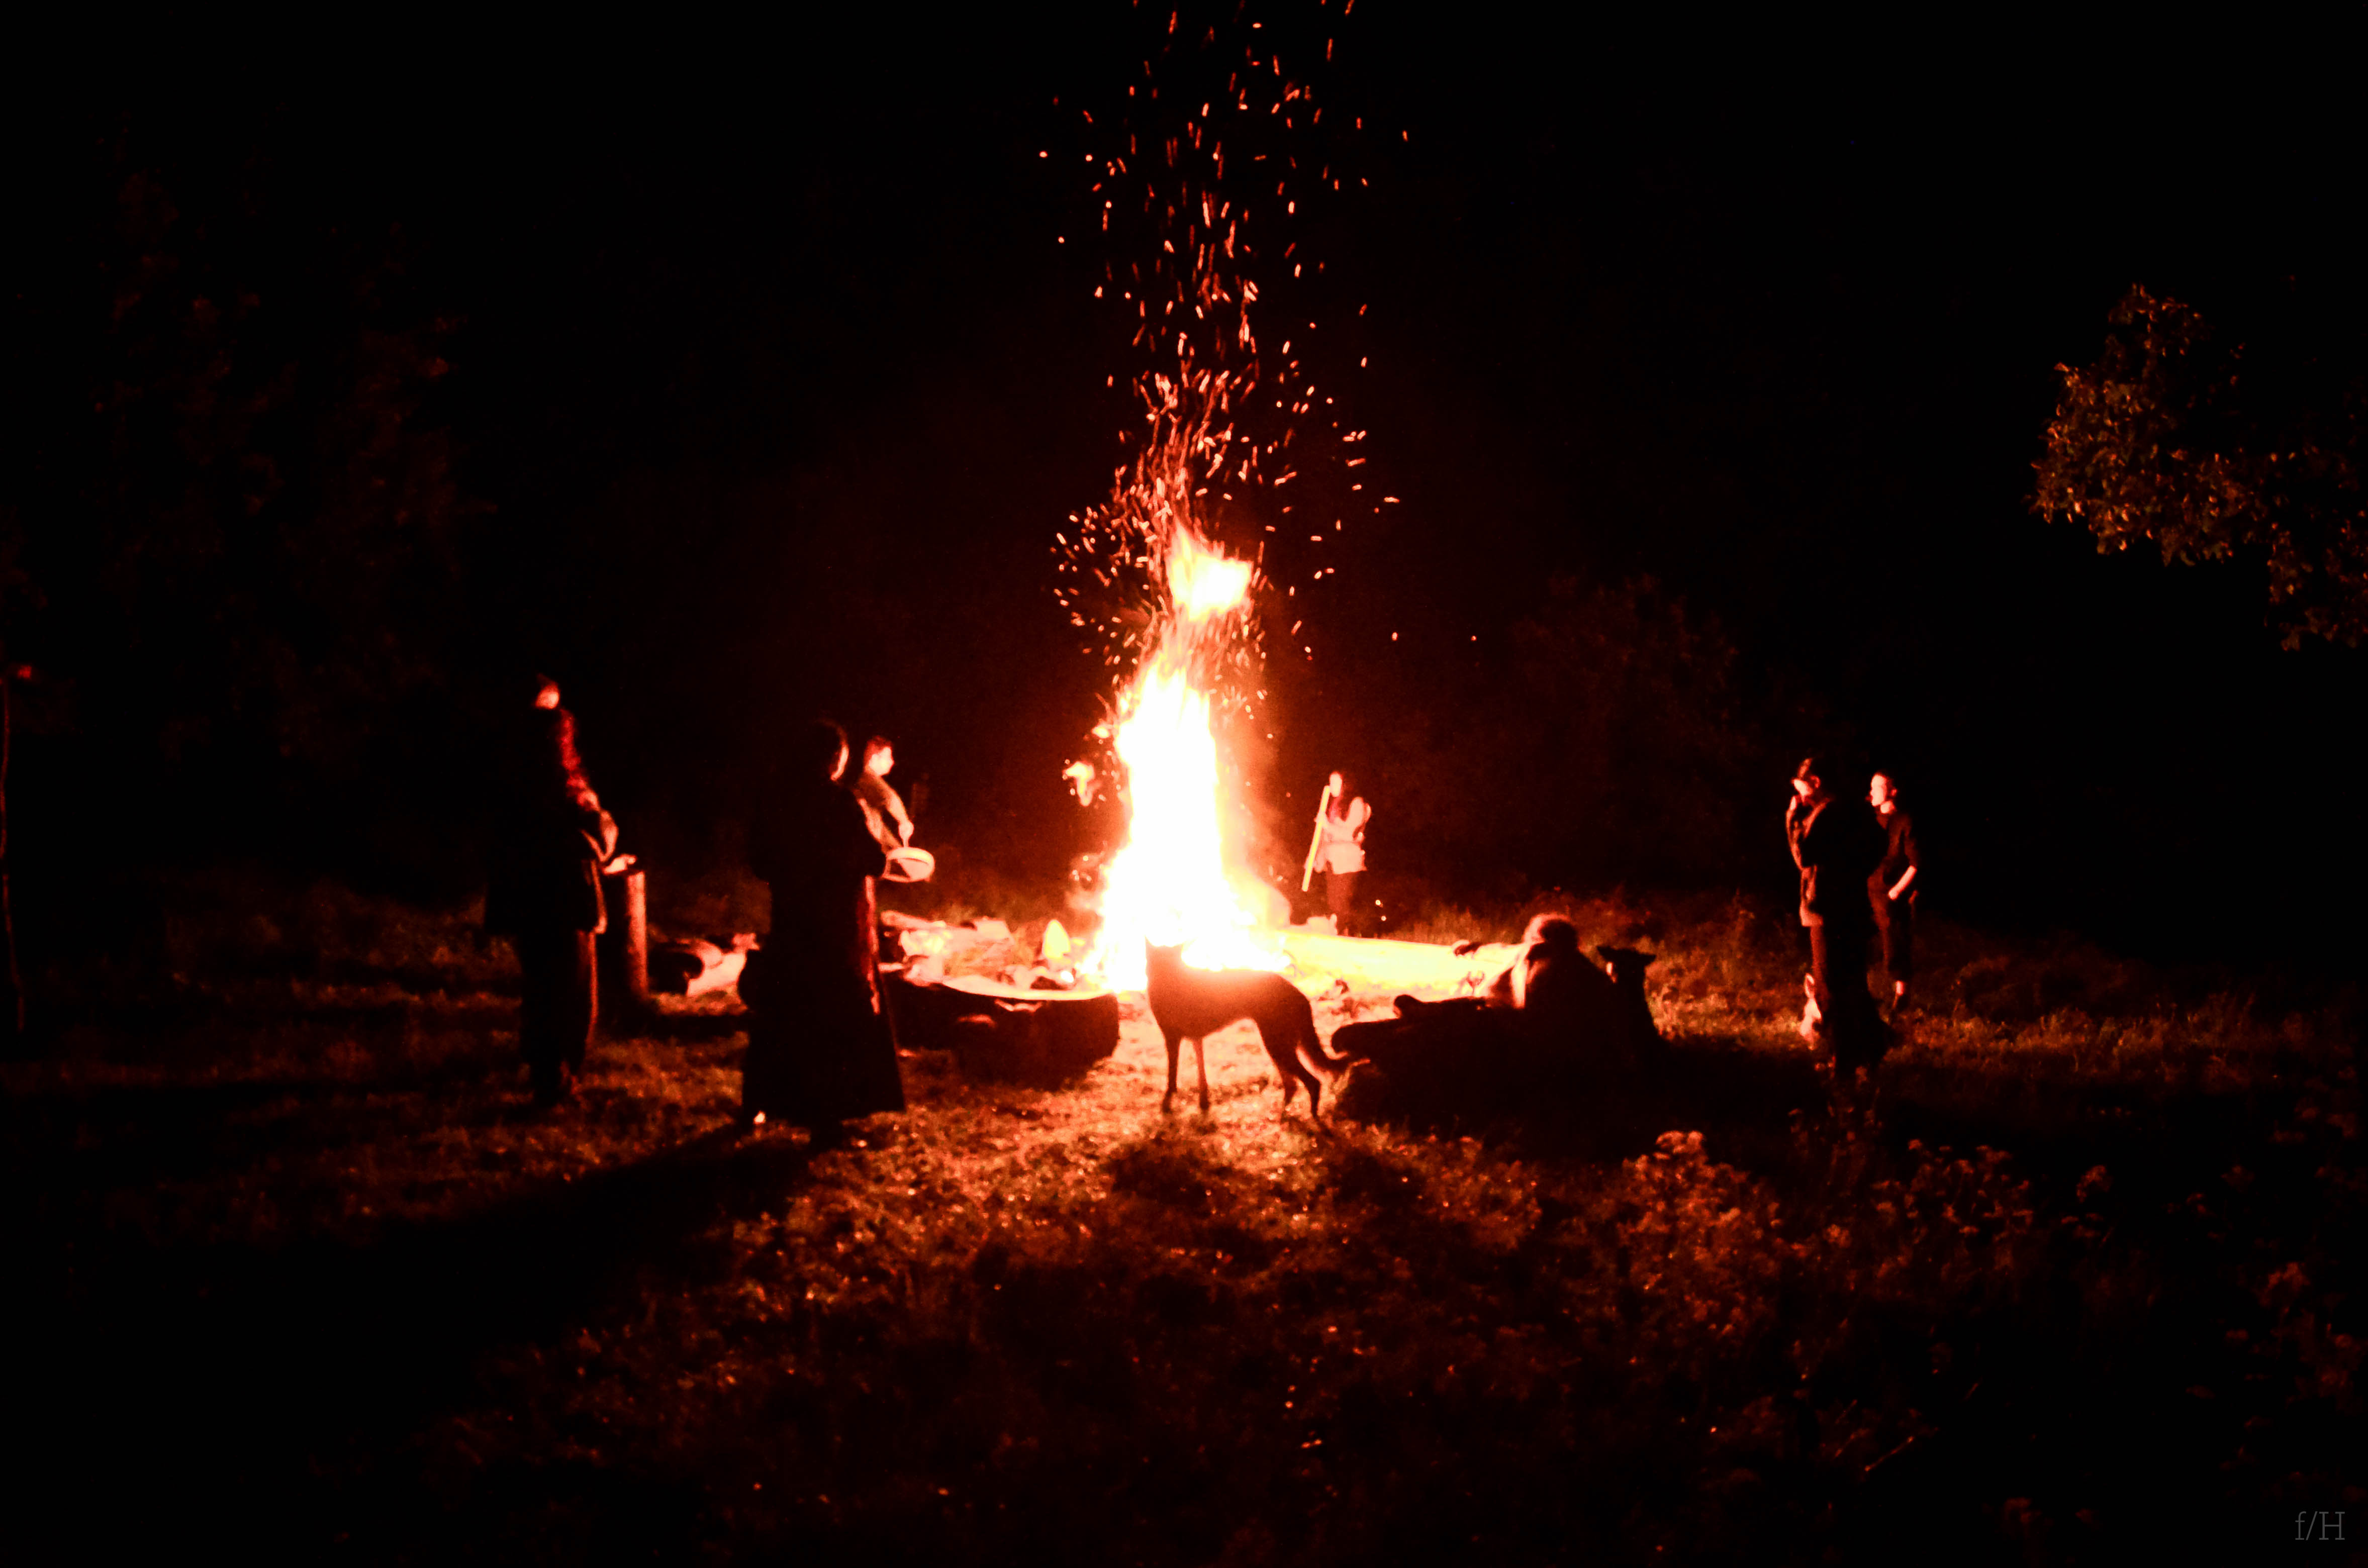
883 970 1119 1086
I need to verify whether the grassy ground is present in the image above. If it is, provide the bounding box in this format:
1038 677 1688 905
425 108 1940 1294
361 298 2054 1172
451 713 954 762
4 881 2360 1563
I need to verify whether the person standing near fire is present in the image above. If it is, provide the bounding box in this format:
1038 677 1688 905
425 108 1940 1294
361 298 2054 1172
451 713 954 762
740 717 904 1143
1313 770 1370 936
851 735 913 855
485 676 618 1108
1867 770 1920 1014
1785 755 1887 1081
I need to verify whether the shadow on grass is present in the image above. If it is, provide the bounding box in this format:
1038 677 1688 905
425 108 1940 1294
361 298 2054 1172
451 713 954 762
615 1003 750 1045
1376 1031 1832 1171
0 1048 541 1190
11 1115 815 1554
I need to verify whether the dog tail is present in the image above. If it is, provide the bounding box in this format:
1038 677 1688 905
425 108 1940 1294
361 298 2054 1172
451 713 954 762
1303 1013 1354 1074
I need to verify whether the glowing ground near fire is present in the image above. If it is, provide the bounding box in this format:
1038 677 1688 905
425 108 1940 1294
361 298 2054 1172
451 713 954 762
898 914 1521 1007
15 885 2355 1562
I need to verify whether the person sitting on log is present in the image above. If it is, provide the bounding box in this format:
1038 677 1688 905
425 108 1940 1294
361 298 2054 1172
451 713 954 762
1485 913 1582 1012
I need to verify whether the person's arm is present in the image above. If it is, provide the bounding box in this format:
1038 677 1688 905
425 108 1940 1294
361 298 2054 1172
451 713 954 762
839 791 888 876
571 793 619 862
1348 797 1370 841
1888 822 1919 901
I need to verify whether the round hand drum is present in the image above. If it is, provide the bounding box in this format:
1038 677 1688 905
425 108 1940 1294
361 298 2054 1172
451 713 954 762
883 846 936 884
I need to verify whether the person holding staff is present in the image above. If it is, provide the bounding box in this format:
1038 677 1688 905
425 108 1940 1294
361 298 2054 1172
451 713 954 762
1308 770 1371 937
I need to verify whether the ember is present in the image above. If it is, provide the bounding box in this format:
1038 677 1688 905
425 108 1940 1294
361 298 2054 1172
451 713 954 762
1053 18 1357 992
1043 11 1538 1007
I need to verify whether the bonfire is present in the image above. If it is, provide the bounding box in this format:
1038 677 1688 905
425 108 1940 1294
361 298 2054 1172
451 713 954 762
1019 23 1527 1005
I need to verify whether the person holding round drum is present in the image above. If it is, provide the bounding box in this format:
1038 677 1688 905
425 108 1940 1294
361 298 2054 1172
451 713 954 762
740 718 904 1143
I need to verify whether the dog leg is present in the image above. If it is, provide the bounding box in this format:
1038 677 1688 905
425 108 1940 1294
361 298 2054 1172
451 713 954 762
1289 1023 1330 1121
1267 1042 1323 1121
1161 1028 1182 1112
1195 1035 1211 1114
1281 1042 1321 1120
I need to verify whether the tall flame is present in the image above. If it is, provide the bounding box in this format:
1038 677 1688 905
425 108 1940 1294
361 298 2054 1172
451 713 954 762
1082 532 1281 990
1055 16 1355 990
1167 532 1252 620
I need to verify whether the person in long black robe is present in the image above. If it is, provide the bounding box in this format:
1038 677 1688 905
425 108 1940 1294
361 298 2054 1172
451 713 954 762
740 718 903 1135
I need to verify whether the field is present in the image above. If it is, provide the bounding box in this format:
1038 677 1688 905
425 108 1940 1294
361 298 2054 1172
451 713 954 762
5 880 2360 1564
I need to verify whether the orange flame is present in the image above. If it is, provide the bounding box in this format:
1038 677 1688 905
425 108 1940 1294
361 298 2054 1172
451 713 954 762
1167 531 1253 620
1079 528 1282 991
1057 24 1355 990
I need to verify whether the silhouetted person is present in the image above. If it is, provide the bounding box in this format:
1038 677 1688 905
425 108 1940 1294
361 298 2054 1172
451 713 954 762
1785 756 1887 1078
1315 770 1370 936
1485 912 1581 1014
1867 771 1920 1013
740 718 904 1140
485 677 617 1107
851 735 913 856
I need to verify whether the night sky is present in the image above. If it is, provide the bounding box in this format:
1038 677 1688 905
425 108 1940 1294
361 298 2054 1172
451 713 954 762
9 9 2365 963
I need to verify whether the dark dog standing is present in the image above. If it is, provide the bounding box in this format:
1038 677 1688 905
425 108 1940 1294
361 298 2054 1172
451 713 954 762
1144 941 1345 1117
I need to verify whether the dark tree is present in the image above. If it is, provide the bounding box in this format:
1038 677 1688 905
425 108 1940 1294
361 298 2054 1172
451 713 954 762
2035 284 2368 647
6 152 481 881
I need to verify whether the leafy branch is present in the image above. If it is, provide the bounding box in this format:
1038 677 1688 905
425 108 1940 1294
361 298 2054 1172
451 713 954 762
2035 284 2368 648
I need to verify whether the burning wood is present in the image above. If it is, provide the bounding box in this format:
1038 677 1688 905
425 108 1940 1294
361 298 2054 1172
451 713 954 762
1048 20 1365 998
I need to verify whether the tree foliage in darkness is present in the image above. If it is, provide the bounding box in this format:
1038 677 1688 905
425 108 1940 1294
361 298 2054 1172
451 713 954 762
2035 284 2368 647
8 152 482 879
1342 576 1760 900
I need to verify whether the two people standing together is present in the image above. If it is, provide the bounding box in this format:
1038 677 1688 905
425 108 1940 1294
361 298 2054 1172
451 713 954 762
486 679 915 1138
1785 756 1920 1080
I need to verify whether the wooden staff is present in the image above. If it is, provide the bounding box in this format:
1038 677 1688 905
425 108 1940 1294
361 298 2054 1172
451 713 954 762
1299 778 1337 893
